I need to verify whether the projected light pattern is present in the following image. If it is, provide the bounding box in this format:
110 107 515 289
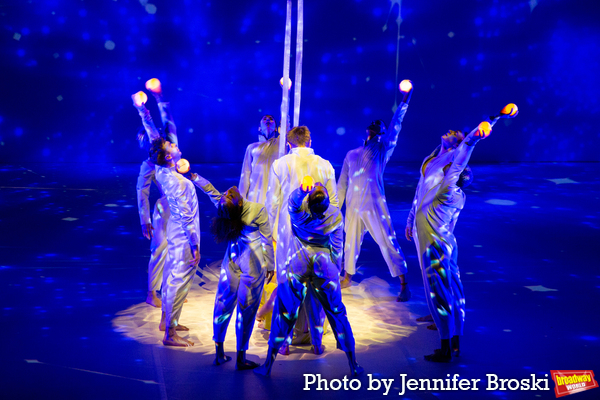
1 2 597 163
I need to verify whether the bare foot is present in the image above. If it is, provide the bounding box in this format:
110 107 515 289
146 291 162 308
417 314 433 322
426 323 437 331
184 298 188 304
159 322 189 332
213 354 232 366
396 284 411 302
163 332 194 347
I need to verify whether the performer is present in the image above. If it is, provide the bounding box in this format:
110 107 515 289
337 83 413 302
133 80 177 308
190 174 275 370
405 119 495 361
265 126 338 354
239 115 280 204
255 184 362 377
149 137 200 347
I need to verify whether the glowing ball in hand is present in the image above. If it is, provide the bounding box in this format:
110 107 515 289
280 77 293 90
301 175 315 191
399 80 413 92
133 91 148 107
176 159 190 174
501 103 518 117
145 78 162 93
477 121 492 138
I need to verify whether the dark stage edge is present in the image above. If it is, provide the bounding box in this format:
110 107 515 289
1 162 599 400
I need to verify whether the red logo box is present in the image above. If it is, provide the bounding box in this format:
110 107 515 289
551 370 598 398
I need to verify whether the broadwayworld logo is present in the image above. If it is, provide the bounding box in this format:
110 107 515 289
551 370 598 398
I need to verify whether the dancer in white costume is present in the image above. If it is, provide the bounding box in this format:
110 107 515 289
133 81 177 308
239 115 280 204
337 83 413 302
190 174 275 370
265 126 338 353
405 119 496 361
255 184 363 377
149 138 200 347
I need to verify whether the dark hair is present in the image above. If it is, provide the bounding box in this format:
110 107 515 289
367 119 387 138
149 138 167 166
287 126 311 147
443 163 474 188
308 190 329 219
210 201 244 243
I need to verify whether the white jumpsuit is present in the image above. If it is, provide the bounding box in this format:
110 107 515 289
155 165 200 329
410 127 484 340
192 175 275 351
239 136 280 204
337 103 409 277
268 187 356 353
136 102 177 293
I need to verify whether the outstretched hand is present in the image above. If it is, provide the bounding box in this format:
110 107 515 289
405 225 413 242
190 246 201 266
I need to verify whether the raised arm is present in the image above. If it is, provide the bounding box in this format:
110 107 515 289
136 160 154 239
157 101 178 145
288 186 311 225
381 102 409 164
134 103 161 142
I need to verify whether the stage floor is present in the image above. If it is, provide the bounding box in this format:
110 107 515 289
1 162 599 400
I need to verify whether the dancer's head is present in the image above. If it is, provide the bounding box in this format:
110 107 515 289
211 186 244 243
149 138 181 167
441 130 465 150
443 163 473 188
366 119 387 140
258 115 278 141
287 126 311 148
307 183 330 219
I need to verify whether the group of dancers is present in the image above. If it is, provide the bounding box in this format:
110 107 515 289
132 78 513 375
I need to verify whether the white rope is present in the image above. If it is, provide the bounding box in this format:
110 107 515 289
293 0 304 128
279 0 293 157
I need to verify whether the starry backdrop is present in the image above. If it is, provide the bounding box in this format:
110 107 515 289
1 0 599 165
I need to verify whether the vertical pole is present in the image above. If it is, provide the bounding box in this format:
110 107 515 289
279 0 293 157
293 0 304 128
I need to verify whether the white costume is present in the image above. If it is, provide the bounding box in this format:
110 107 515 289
135 102 177 294
409 126 489 340
265 146 338 348
239 136 280 204
337 103 409 277
192 175 275 350
265 147 338 276
269 187 355 352
155 165 200 329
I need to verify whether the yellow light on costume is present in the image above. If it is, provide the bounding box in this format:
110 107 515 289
501 103 518 117
301 175 314 191
145 78 162 93
399 79 413 92
133 91 148 107
279 77 292 90
176 158 190 174
477 121 492 138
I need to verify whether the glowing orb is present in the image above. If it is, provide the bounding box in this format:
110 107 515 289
145 78 161 93
501 103 518 117
132 91 148 107
477 121 492 138
301 175 314 191
176 158 190 174
399 79 413 92
279 77 292 90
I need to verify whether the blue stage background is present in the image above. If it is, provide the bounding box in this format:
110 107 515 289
1 0 599 164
